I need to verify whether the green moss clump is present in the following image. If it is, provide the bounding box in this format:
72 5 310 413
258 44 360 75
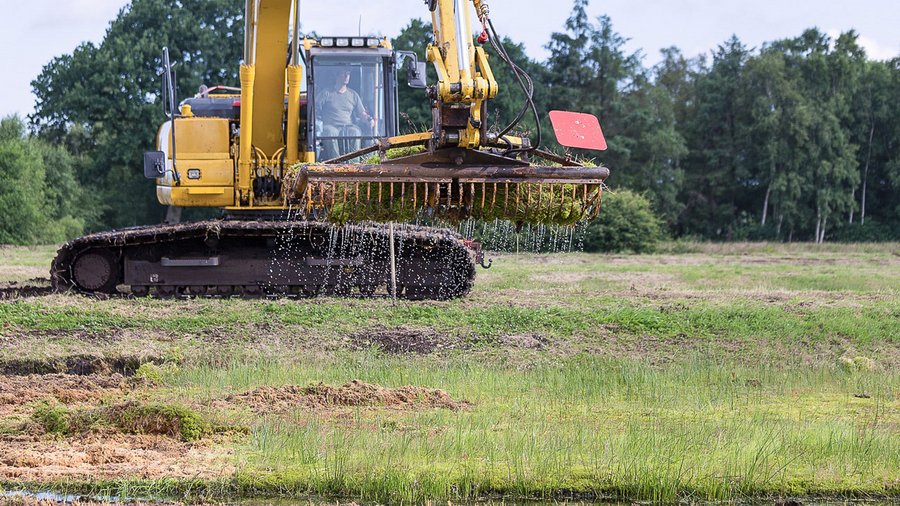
31 401 70 435
134 362 179 385
112 402 205 442
30 401 205 442
838 355 877 373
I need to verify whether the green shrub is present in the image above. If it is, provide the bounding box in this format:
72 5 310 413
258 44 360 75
582 189 665 253
831 220 900 242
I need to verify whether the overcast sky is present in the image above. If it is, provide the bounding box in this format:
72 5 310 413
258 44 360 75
2 0 898 119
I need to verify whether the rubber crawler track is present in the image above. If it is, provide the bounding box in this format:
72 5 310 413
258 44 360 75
51 220 476 301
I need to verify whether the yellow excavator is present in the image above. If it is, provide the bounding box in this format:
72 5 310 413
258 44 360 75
51 0 609 300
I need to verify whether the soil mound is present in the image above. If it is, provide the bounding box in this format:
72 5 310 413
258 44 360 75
0 374 125 416
224 380 467 413
349 326 455 354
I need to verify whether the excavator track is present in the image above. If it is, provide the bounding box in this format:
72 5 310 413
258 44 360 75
51 220 475 300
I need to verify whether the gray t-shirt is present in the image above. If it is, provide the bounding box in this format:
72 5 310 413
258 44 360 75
317 88 366 126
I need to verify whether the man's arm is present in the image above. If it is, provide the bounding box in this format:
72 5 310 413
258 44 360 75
353 91 376 130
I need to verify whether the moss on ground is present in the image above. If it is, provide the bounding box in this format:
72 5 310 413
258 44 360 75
29 401 206 442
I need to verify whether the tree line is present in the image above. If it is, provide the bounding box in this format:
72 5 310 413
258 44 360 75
0 0 896 245
396 0 900 242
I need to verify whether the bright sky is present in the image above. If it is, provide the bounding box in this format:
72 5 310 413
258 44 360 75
2 0 898 119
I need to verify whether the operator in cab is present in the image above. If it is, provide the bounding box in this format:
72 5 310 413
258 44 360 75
317 68 376 159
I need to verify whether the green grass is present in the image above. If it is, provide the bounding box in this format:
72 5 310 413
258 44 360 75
0 242 898 502
22 355 894 502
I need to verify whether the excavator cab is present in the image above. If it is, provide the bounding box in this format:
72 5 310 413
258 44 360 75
305 38 400 161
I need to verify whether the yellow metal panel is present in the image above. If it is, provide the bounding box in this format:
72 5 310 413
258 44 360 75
177 159 235 187
187 187 227 195
158 186 235 208
171 118 231 158
251 0 293 156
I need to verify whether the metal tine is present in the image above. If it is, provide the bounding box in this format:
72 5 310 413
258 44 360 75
355 182 359 206
318 182 325 208
343 182 348 207
503 182 508 213
538 184 544 221
399 182 404 209
481 182 486 211
492 182 497 212
412 182 417 210
548 183 554 221
424 182 429 209
558 183 566 218
527 183 532 221
330 182 335 209
515 182 521 220
593 185 604 218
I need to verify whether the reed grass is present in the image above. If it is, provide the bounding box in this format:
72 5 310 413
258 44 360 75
164 355 900 502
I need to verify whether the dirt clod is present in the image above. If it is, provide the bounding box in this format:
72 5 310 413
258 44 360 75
350 326 454 354
222 380 468 413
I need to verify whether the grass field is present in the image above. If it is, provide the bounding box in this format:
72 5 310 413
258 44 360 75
0 242 898 503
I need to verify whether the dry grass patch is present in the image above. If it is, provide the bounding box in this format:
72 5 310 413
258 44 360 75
0 433 233 481
217 380 468 414
0 374 125 417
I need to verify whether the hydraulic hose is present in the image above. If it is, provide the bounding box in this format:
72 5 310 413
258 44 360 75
485 18 541 154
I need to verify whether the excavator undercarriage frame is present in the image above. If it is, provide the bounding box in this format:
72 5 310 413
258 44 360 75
52 221 476 300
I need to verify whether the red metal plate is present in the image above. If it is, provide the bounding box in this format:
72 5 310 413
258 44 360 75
549 111 608 151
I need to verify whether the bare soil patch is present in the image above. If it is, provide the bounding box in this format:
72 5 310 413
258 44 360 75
500 333 548 350
349 326 456 354
0 355 164 376
0 279 53 301
219 380 467 413
0 433 232 482
0 374 125 417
